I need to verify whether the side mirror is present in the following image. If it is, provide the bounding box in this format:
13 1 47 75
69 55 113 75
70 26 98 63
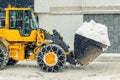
36 16 39 24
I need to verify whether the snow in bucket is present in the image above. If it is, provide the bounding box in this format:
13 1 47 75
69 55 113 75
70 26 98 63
76 20 111 47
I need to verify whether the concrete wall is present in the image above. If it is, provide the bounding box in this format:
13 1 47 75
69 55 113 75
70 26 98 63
35 0 82 13
39 14 83 48
82 0 120 7
35 0 83 48
35 0 120 50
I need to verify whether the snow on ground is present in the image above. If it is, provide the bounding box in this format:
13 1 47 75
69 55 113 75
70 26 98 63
0 54 120 80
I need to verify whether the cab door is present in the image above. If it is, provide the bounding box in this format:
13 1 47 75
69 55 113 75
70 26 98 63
5 10 37 42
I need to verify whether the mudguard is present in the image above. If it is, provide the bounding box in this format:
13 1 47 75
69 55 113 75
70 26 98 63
45 33 69 52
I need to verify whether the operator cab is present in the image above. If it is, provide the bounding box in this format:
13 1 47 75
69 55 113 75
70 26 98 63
6 5 39 36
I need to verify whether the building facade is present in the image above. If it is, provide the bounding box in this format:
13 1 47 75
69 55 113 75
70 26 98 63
34 0 120 53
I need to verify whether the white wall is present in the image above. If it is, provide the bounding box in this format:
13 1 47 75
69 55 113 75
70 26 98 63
35 0 120 13
35 0 82 13
39 14 83 48
35 0 83 48
82 0 120 7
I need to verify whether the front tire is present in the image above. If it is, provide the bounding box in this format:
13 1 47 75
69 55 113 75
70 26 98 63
37 44 66 72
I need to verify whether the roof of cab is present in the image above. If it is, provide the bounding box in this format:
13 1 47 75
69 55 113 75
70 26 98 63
5 5 31 11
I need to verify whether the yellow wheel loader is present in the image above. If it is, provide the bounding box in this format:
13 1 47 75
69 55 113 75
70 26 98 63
0 5 107 72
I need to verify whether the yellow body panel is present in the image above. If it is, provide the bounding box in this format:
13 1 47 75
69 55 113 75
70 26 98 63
28 53 35 60
9 43 25 60
4 29 37 42
9 43 36 61
0 28 46 60
5 8 31 11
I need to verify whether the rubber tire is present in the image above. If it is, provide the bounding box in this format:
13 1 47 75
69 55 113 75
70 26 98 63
37 44 66 72
7 58 18 65
0 44 9 70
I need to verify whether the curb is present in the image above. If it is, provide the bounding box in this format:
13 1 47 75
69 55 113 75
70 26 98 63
94 53 120 62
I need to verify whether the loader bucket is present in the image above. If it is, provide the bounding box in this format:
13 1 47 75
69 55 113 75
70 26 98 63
74 34 107 65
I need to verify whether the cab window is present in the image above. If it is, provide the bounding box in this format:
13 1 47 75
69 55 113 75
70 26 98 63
0 18 5 28
9 10 32 36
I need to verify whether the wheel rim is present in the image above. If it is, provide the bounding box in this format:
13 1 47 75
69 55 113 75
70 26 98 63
43 52 58 66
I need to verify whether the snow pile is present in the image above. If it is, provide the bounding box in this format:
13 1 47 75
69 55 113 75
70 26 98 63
76 20 111 46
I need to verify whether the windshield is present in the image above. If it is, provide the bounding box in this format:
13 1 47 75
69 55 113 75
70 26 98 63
9 10 39 30
9 10 39 36
31 11 39 29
